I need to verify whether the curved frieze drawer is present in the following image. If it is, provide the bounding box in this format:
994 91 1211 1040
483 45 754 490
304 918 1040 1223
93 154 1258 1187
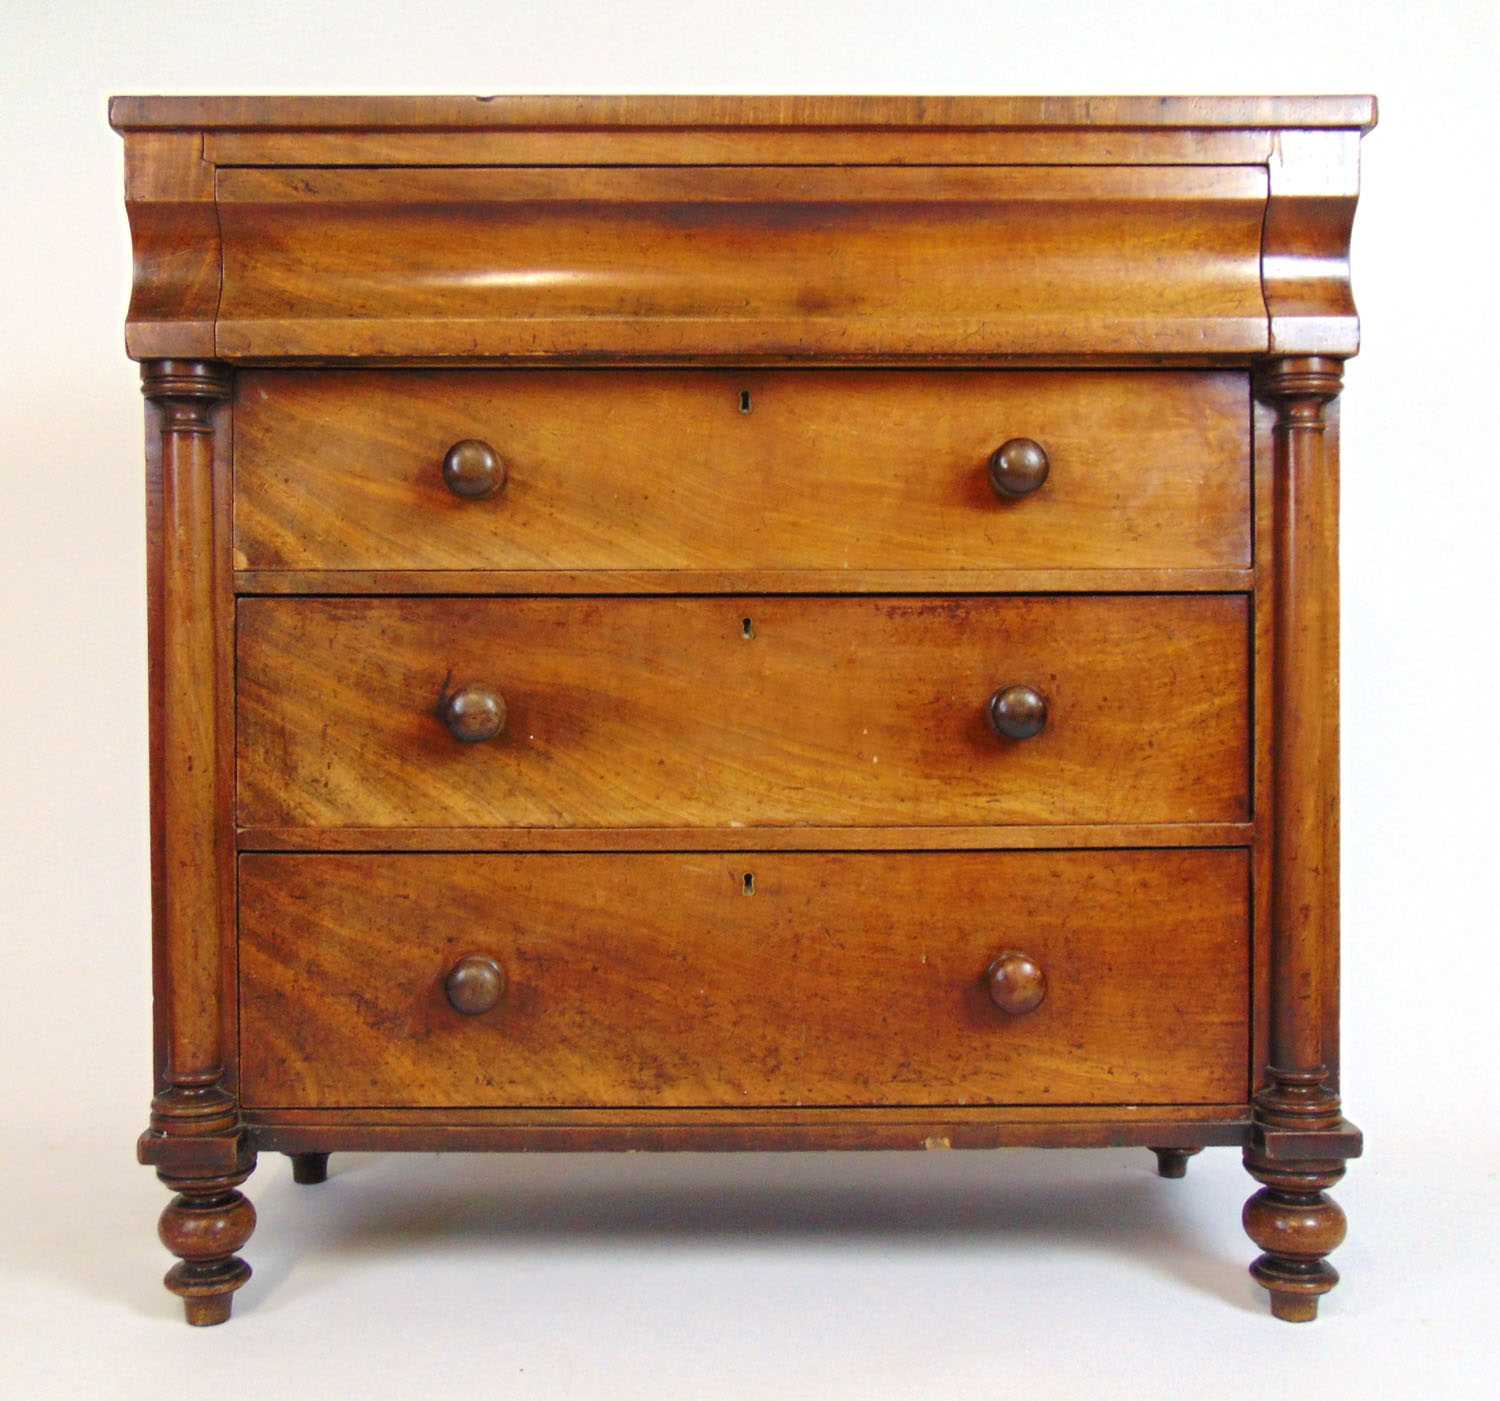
213 164 1269 360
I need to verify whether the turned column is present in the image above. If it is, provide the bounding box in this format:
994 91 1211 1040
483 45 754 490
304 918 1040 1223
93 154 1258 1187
1244 356 1360 1323
138 359 255 1326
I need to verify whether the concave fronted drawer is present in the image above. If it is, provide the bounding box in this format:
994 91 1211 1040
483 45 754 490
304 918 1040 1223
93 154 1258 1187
238 849 1251 1109
235 594 1250 830
233 369 1251 574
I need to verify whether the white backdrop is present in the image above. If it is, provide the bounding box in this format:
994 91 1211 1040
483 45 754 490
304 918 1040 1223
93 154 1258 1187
3 2 1497 1396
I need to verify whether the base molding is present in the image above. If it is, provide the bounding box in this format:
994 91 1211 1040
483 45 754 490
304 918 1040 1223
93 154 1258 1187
245 1111 1250 1156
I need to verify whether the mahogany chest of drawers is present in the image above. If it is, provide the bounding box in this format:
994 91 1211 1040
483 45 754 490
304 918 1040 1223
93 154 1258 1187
113 93 1374 1325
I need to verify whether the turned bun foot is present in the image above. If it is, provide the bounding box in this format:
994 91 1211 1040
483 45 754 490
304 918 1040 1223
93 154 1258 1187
158 1169 256 1326
1150 1147 1202 1179
1264 1283 1331 1323
183 1295 230 1327
290 1151 330 1185
1243 1155 1348 1323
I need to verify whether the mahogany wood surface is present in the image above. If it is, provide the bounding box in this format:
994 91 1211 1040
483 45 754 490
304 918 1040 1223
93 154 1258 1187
116 94 1372 364
121 136 219 360
203 129 1281 171
109 93 1378 131
236 594 1250 829
214 164 1267 361
233 369 1251 574
136 365 245 1156
234 822 1255 853
238 850 1250 1109
172 93 1373 180
234 567 1255 597
249 1118 1245 1156
115 93 1372 1324
1239 357 1360 1322
243 1100 1250 1156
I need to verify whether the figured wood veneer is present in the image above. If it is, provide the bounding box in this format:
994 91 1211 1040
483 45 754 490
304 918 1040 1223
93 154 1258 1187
214 164 1268 360
238 850 1250 1110
232 369 1251 574
110 93 1380 131
236 594 1250 830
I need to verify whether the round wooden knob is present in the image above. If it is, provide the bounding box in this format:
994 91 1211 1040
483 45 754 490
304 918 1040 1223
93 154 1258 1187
445 954 506 1016
988 684 1048 740
440 685 507 743
988 438 1050 497
986 951 1046 1015
442 439 507 499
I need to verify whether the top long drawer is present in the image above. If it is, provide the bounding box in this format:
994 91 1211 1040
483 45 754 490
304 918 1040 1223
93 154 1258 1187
233 370 1250 574
213 164 1269 360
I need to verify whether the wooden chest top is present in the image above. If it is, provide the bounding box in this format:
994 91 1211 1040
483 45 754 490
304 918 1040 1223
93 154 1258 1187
111 93 1374 365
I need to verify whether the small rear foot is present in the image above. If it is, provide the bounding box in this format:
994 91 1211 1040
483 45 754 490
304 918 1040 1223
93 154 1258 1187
1150 1147 1203 1179
289 1152 330 1185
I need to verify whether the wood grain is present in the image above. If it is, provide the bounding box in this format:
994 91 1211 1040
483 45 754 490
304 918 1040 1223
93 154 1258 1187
233 370 1251 573
245 1099 1253 1155
121 135 219 360
236 594 1251 829
203 128 1279 170
214 165 1268 360
1251 397 1276 1091
1263 131 1363 356
109 93 1378 132
141 362 237 1136
234 568 1256 597
234 822 1254 854
1261 359 1344 1090
1241 357 1354 1324
238 849 1250 1109
250 1103 1244 1127
249 1116 1248 1155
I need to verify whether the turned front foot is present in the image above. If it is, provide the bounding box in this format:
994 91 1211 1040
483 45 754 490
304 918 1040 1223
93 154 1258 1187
1243 1156 1347 1322
157 1168 256 1326
290 1151 330 1185
1150 1147 1202 1179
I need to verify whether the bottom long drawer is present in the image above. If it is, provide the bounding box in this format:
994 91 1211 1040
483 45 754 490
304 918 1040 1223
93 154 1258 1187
238 850 1249 1109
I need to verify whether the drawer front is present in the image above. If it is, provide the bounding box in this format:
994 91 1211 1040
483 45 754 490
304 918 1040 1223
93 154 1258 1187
238 849 1250 1109
237 594 1250 829
233 370 1250 573
215 163 1268 360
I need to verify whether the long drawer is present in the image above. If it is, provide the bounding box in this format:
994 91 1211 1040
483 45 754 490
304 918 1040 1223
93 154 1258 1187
232 369 1251 573
236 594 1250 829
214 163 1269 360
238 849 1251 1109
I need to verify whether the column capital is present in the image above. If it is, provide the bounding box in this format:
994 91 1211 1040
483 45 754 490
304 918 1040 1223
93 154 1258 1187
140 358 232 408
1256 354 1344 408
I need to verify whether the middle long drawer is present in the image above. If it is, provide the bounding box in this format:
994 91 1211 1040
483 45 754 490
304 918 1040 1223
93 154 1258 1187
238 594 1248 830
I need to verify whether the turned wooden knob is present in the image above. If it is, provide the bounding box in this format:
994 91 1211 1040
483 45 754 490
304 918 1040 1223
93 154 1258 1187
986 951 1046 1015
988 438 1050 497
987 684 1048 740
440 685 507 743
441 439 507 499
445 954 506 1015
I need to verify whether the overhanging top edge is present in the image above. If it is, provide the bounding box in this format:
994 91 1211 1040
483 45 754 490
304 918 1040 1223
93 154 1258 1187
108 94 1380 136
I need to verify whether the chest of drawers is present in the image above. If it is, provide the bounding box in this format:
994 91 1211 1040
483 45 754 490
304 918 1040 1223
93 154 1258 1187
113 93 1374 1326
